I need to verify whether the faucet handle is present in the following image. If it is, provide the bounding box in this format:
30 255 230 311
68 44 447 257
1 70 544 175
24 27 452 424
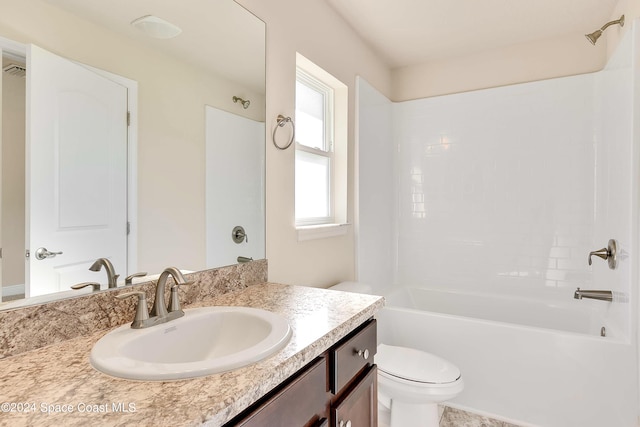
125 272 148 285
168 281 193 312
588 248 608 265
71 282 101 291
116 291 150 328
588 239 618 269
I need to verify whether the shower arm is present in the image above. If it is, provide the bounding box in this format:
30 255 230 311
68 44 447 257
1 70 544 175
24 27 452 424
599 16 624 32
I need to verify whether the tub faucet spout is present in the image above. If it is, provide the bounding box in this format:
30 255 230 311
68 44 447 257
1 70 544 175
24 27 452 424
574 287 613 302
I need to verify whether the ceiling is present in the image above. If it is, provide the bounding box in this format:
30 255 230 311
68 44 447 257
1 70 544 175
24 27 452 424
326 0 620 68
46 0 265 94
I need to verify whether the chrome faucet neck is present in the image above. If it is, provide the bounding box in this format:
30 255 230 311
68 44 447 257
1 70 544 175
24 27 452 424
89 258 119 288
151 267 188 318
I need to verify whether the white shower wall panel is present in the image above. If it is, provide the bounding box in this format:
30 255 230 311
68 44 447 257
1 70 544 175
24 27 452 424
592 31 634 340
393 75 598 299
205 107 265 268
355 77 395 288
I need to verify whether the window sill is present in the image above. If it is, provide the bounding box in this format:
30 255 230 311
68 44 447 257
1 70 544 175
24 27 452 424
296 223 350 242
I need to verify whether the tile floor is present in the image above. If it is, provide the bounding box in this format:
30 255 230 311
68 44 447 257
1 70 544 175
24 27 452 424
439 406 523 427
379 405 524 427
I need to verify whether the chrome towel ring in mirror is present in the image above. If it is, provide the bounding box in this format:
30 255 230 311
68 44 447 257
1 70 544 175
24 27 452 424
272 114 295 150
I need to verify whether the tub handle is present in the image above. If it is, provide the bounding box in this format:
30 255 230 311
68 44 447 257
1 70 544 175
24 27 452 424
588 239 618 269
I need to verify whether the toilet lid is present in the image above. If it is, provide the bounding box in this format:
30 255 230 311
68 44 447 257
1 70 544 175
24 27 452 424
375 344 461 384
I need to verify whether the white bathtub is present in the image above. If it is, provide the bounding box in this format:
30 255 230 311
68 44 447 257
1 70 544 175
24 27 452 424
376 287 637 427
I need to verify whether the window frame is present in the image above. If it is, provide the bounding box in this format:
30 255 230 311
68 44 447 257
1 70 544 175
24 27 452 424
295 67 336 226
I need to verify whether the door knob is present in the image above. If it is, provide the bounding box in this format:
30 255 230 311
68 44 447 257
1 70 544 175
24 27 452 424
588 239 618 269
34 247 63 260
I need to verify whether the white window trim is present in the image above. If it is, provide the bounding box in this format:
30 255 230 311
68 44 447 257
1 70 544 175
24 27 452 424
294 52 348 240
296 68 334 152
295 67 335 226
297 223 351 242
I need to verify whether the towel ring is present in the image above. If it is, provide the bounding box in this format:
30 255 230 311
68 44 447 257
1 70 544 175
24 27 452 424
272 115 295 150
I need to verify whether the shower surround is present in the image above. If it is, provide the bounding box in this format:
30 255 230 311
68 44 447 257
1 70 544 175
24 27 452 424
357 23 640 427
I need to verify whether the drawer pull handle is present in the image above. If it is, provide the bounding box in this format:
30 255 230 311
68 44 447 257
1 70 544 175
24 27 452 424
356 348 370 359
339 420 352 427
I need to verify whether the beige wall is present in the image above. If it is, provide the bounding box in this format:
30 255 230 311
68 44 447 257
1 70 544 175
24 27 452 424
236 0 391 287
392 0 639 101
392 33 607 101
0 0 265 275
1 58 25 288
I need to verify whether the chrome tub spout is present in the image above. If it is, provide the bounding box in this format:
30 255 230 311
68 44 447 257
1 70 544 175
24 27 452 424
574 287 613 302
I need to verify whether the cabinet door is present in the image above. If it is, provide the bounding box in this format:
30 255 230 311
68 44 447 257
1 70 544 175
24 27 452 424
332 365 377 427
232 357 330 427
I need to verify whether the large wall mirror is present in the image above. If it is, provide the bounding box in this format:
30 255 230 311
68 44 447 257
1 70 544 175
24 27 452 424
0 0 266 309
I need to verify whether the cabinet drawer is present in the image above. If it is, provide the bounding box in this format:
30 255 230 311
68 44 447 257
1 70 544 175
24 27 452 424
232 357 329 427
332 365 377 427
330 319 376 394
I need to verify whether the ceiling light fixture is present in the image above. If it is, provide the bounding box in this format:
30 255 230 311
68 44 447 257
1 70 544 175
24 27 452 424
131 15 182 39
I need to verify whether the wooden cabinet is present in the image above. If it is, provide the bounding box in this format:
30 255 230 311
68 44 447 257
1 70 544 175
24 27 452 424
330 319 377 394
226 319 377 427
332 366 377 427
233 357 330 427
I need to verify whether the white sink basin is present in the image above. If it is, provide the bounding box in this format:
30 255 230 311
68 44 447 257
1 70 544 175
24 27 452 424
90 306 292 381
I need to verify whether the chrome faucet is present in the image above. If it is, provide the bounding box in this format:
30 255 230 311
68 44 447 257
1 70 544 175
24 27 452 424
574 287 613 302
89 258 119 288
118 267 193 329
151 267 190 318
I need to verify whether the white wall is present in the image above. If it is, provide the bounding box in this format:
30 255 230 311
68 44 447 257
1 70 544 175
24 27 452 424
205 106 265 268
236 0 391 287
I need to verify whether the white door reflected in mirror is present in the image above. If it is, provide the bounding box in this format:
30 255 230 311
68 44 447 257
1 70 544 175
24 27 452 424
27 44 128 297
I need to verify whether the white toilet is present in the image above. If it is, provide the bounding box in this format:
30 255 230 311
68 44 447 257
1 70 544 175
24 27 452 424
376 343 464 427
330 282 464 427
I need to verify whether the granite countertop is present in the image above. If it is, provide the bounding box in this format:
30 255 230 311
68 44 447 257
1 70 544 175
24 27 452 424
0 283 384 427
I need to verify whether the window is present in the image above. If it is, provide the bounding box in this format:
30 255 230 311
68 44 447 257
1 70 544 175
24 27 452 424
295 69 334 225
294 53 348 239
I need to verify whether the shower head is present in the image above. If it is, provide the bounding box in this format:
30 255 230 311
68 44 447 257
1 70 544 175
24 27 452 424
232 96 250 109
585 14 624 45
585 30 602 45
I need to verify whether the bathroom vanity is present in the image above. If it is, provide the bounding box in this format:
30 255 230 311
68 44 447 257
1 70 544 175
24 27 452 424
229 319 378 426
0 279 383 426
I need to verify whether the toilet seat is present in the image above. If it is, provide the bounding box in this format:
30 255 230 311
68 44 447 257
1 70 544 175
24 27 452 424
376 344 461 384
